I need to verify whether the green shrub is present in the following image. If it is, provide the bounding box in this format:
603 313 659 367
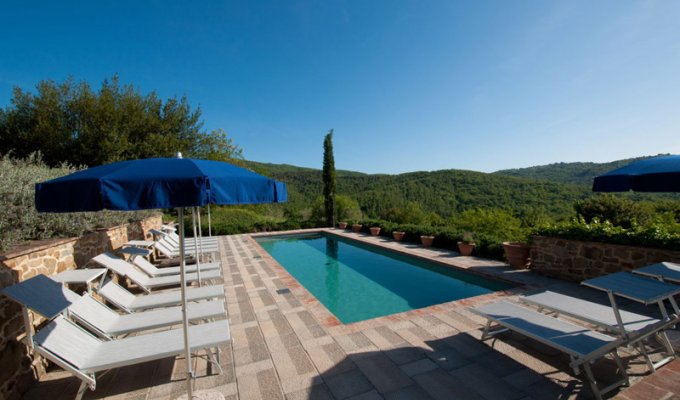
535 216 680 251
574 195 654 228
0 153 156 252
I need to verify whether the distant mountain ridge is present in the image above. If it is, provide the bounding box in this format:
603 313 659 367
244 155 672 220
493 155 668 186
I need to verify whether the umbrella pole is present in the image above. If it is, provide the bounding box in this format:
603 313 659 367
197 208 205 262
208 204 212 237
191 208 202 286
177 207 193 399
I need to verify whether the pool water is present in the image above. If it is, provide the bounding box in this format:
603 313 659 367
256 233 511 324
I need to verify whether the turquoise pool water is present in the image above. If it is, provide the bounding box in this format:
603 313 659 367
256 233 512 324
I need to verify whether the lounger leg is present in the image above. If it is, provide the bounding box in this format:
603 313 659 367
75 381 89 400
612 351 629 387
636 342 657 372
480 320 508 341
657 331 675 357
582 363 603 400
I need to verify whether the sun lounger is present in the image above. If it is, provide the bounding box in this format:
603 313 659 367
93 252 221 293
4 275 226 338
633 262 680 284
69 293 225 338
521 291 676 371
97 279 224 313
131 254 220 277
33 315 230 400
471 301 628 400
154 228 219 245
151 229 219 251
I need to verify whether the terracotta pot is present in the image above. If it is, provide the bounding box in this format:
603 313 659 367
457 242 475 256
370 227 381 236
503 242 531 269
338 222 348 229
420 235 435 247
351 224 363 233
392 231 406 242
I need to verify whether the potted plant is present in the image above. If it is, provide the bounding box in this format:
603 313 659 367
351 223 363 233
369 226 381 236
338 221 348 229
503 241 531 269
457 231 476 256
392 231 406 242
420 234 435 247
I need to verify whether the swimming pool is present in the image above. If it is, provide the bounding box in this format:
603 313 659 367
256 232 512 324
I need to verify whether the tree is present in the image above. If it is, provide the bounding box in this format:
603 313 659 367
322 130 336 227
0 75 242 166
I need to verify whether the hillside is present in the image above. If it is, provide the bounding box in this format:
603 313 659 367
245 160 591 219
493 155 667 185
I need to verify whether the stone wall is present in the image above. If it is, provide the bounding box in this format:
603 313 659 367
0 213 162 400
531 235 680 282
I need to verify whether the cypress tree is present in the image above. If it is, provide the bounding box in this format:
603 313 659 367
322 130 336 227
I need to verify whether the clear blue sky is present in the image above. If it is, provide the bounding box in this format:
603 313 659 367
1 1 679 174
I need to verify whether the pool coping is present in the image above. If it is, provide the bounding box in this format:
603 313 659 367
249 228 544 334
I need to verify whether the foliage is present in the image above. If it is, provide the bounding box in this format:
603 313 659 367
311 195 362 225
535 216 680 251
245 161 592 221
0 153 156 252
383 201 443 226
322 130 336 227
0 76 243 167
180 205 314 236
449 208 528 243
574 195 654 228
494 155 665 185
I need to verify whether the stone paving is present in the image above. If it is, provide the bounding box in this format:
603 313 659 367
21 229 680 400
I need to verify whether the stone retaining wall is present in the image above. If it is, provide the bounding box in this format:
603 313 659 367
530 235 680 282
0 213 162 400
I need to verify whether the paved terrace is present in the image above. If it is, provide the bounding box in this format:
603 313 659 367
23 229 680 400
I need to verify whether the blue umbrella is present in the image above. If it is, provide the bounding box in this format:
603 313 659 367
35 156 287 398
36 157 287 212
593 155 680 193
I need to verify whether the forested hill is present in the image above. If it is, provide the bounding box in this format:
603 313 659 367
493 155 665 185
245 160 590 219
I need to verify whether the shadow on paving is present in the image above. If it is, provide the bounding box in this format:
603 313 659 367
300 330 642 400
22 344 234 400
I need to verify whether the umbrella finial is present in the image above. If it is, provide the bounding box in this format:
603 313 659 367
176 151 183 159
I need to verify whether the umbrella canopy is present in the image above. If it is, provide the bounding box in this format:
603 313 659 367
592 155 680 193
35 157 287 212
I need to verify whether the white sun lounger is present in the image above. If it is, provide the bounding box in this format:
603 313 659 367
33 315 230 400
154 238 218 259
131 255 220 277
93 253 221 293
154 228 219 246
4 275 226 338
69 293 225 338
151 229 219 252
471 301 628 400
521 291 676 371
97 279 224 313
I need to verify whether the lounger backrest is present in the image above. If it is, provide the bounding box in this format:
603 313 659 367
132 256 160 275
153 240 177 257
92 253 150 287
33 315 100 369
68 295 118 332
97 280 136 309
